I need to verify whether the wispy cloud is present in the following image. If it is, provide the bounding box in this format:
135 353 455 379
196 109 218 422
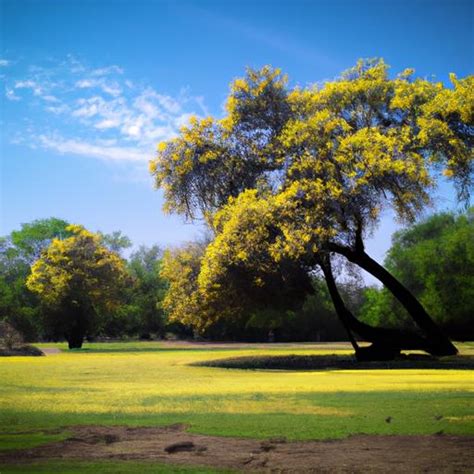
75 77 122 97
3 56 207 164
0 59 11 67
37 134 147 162
90 65 124 76
5 87 20 101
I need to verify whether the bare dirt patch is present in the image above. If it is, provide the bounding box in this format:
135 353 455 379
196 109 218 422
1 424 473 472
40 347 62 355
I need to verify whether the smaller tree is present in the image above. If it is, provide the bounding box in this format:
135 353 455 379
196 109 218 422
99 230 132 255
11 218 71 264
26 225 129 349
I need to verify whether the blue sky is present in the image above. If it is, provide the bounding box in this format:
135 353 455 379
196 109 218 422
1 0 472 268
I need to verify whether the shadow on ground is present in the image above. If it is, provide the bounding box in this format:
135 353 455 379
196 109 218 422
193 354 474 370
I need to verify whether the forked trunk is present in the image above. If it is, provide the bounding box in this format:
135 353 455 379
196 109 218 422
319 257 441 361
328 244 457 356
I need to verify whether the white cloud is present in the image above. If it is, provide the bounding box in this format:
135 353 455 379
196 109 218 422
42 95 60 102
5 57 207 164
75 79 94 88
45 104 70 114
73 96 104 118
38 135 149 162
195 96 210 116
122 117 144 138
100 81 122 97
15 80 35 89
75 78 122 97
0 59 10 67
15 80 43 96
90 65 124 76
6 87 20 101
174 112 195 128
134 92 162 119
95 118 121 129
141 124 175 142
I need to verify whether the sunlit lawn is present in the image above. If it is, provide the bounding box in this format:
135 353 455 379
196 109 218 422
0 341 473 457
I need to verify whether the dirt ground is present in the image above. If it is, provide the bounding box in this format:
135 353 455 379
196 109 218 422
40 347 62 354
1 424 473 472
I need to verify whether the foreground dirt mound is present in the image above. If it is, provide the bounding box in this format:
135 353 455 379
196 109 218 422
1 424 473 472
195 354 474 370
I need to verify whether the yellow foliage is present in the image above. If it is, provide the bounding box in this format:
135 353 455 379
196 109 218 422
150 60 473 329
27 225 129 311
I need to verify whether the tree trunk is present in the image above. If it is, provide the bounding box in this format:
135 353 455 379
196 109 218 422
66 332 84 349
319 257 439 361
318 258 360 353
65 305 86 349
328 244 457 356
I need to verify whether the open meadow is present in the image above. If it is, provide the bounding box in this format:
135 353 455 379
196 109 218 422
0 341 473 472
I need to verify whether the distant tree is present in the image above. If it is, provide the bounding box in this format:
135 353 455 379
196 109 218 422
26 225 129 348
0 218 72 340
360 209 474 340
11 218 71 264
359 286 408 330
127 245 168 338
247 276 348 342
0 237 34 333
99 230 132 255
151 60 472 359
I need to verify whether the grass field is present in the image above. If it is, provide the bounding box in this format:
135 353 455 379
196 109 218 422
0 341 473 472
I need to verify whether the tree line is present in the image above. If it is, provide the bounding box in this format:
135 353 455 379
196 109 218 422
1 207 472 349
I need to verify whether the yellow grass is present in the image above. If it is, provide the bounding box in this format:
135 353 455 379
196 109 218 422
0 342 473 440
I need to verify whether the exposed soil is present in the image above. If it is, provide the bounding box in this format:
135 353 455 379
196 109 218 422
1 424 473 472
40 347 62 355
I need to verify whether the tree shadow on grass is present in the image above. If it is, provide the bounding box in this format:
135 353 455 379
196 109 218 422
193 354 474 371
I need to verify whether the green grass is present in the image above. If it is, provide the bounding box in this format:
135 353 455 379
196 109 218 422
0 431 68 451
1 341 473 465
0 460 232 473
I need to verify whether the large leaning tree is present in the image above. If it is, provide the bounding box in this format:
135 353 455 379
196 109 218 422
26 225 129 349
150 59 473 359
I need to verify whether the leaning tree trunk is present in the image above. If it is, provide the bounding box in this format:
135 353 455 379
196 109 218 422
319 257 442 361
328 243 457 357
317 259 360 354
